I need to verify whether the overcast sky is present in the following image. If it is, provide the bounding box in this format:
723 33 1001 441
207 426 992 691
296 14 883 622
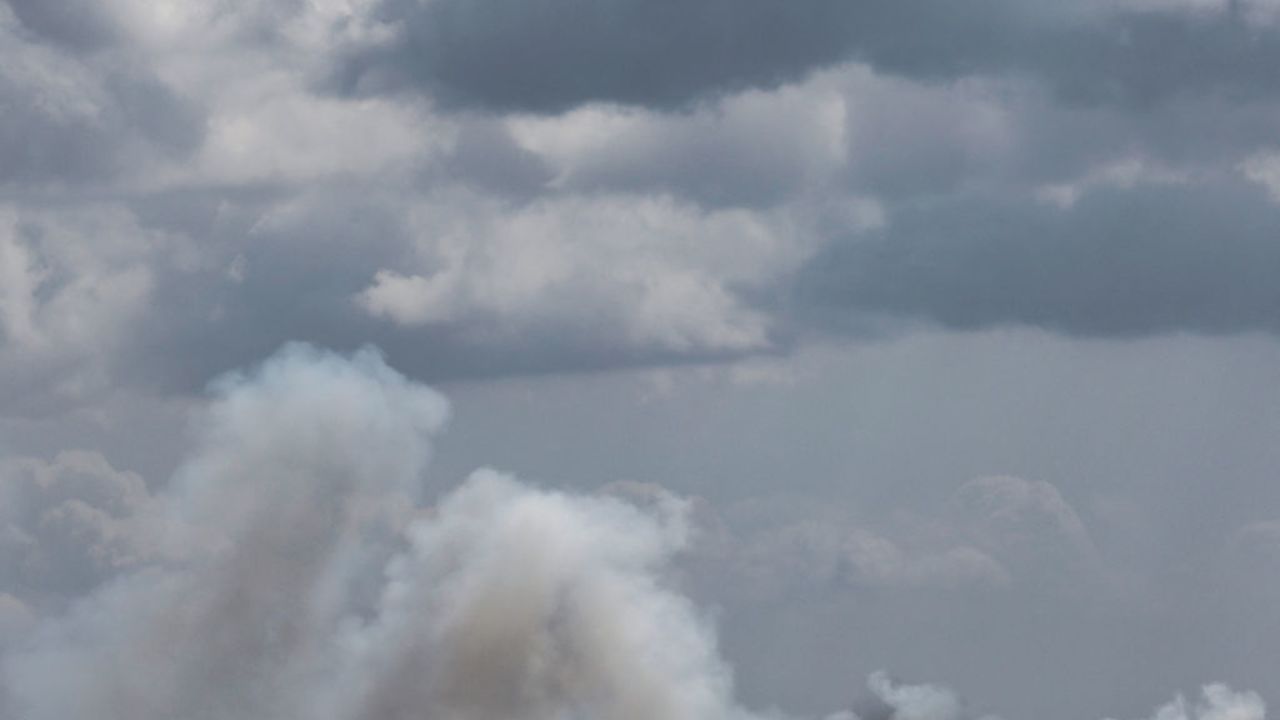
2 1 1279 719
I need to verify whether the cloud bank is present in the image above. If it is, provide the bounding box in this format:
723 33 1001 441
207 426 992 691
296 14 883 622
5 0 1280 413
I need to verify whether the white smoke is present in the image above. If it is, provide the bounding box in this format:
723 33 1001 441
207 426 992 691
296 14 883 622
0 343 746 720
0 344 1267 720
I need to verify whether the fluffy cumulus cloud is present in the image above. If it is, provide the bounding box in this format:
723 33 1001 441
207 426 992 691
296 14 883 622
356 193 794 354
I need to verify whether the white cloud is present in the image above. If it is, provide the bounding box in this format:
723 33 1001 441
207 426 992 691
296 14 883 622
359 193 798 353
867 672 963 720
0 206 160 410
1107 685 1266 720
194 90 435 184
507 76 848 202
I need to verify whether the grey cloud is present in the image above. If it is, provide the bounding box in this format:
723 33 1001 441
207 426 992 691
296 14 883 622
703 509 1009 597
544 86 841 208
839 73 1280 201
3 0 311 54
0 451 155 604
488 60 1280 213
0 204 165 415
1039 9 1280 109
3 0 118 50
798 179 1280 338
328 0 1049 112
3 181 792 414
0 7 203 187
333 0 1280 113
116 187 784 398
124 189 414 392
954 476 1107 593
333 0 868 112
682 474 1107 601
0 69 200 187
12 0 1280 407
429 118 556 198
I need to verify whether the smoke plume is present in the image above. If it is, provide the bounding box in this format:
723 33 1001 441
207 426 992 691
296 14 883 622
0 344 1266 720
0 344 745 720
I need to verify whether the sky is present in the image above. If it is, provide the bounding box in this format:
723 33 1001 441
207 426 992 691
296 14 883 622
1 1 1279 719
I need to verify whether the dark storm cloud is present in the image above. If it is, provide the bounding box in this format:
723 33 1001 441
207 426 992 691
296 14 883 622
334 0 876 112
334 0 1280 113
797 178 1280 337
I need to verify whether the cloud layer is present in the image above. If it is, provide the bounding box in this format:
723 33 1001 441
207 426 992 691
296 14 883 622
5 0 1280 412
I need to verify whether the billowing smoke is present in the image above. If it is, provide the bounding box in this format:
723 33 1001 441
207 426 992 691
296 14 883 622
0 344 744 720
0 344 1267 720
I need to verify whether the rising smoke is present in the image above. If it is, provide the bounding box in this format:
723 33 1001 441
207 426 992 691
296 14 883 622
0 345 1265 720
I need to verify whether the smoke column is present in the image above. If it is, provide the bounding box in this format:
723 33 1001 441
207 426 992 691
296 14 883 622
0 344 746 720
